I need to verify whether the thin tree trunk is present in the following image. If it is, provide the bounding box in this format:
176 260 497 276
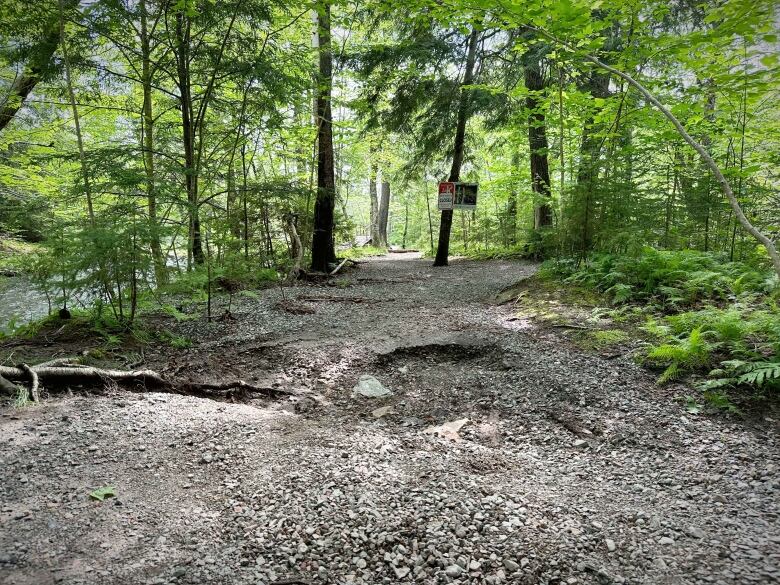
525 59 552 229
369 162 379 244
140 0 166 284
174 11 203 266
377 179 390 247
434 28 479 267
402 194 409 249
507 148 519 245
310 1 337 272
60 0 94 224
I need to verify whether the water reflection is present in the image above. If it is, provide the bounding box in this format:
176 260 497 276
0 276 52 333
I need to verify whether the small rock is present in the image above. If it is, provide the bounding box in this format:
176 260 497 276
659 537 675 545
685 526 705 539
573 439 587 448
445 565 463 578
394 566 410 578
503 559 520 571
353 375 392 398
372 405 394 418
605 538 616 552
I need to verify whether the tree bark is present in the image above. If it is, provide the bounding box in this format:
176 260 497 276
174 11 203 266
0 1 75 133
369 162 379 244
139 0 166 284
377 179 390 248
506 148 519 245
60 0 94 224
310 1 337 272
524 59 552 229
434 28 479 267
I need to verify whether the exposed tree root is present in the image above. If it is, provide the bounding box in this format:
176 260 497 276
0 364 291 402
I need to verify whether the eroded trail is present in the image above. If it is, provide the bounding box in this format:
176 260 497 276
1 254 778 585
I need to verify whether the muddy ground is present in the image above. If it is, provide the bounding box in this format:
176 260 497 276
1 253 778 585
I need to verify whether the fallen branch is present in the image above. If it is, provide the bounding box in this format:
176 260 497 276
329 257 350 276
551 323 592 330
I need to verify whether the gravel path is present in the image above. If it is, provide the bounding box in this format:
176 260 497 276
1 253 778 585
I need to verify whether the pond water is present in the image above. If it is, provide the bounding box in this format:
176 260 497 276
0 276 52 333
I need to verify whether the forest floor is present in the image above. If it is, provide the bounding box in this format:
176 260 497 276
1 253 778 585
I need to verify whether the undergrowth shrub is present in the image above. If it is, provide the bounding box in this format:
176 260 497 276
540 248 778 402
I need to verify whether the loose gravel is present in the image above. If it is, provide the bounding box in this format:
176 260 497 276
1 253 778 585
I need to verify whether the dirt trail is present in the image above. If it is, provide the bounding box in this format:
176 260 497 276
1 254 778 585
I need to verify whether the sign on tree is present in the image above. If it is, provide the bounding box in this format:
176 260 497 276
438 182 455 210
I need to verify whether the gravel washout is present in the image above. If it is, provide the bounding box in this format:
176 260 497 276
1 253 778 585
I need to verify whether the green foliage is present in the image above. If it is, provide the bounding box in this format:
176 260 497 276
89 486 116 501
159 331 192 349
554 249 772 307
703 359 780 392
647 327 711 383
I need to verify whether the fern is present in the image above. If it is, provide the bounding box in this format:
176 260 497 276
735 361 780 387
647 327 711 384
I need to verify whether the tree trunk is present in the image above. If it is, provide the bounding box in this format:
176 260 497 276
139 0 166 284
433 28 479 267
175 11 203 267
525 60 552 229
310 1 337 272
377 179 390 247
369 162 379 244
507 148 519 244
60 0 94 224
0 0 75 133
574 70 610 254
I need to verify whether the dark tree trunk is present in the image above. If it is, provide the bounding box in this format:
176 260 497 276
434 28 479 267
575 70 610 255
377 180 390 247
175 12 203 266
310 1 337 272
524 60 552 229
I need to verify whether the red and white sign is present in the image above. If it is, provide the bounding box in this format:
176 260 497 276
438 182 455 210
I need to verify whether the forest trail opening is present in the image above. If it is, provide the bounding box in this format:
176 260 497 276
1 254 778 585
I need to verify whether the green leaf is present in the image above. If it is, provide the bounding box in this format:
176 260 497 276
89 486 116 501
